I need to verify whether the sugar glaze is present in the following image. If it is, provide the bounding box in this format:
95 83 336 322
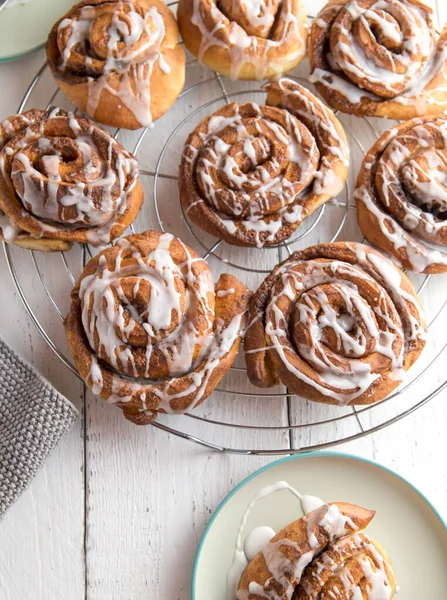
228 480 394 599
79 232 247 416
227 481 325 600
189 0 306 80
356 116 447 272
56 1 176 126
310 0 447 116
0 108 139 245
245 242 426 405
181 80 349 248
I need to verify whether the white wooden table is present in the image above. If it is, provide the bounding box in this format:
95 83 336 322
1 1 446 598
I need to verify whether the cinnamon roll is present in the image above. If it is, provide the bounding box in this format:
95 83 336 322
65 230 251 424
179 79 349 248
238 502 396 600
46 0 186 129
177 0 308 80
356 115 447 274
309 0 447 120
0 209 71 252
244 242 427 406
0 108 143 247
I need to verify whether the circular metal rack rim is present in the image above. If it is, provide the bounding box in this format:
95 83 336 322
3 43 446 454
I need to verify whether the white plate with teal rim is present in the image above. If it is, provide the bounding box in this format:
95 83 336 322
192 452 447 600
0 0 74 62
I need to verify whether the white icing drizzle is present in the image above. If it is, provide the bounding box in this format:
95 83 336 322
0 209 20 243
309 0 447 115
228 482 394 600
181 86 348 247
217 287 236 297
274 78 349 192
80 233 246 414
244 527 276 562
56 2 174 126
0 109 139 245
227 481 324 600
246 243 426 405
356 116 447 272
189 0 307 80
298 532 394 599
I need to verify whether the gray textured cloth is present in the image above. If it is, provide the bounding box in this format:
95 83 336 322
0 336 79 517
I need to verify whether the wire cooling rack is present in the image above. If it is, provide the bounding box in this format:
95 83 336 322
4 19 447 454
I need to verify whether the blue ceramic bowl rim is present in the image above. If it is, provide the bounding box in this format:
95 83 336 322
191 450 447 599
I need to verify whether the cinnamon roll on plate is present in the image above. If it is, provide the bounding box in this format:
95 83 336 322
238 502 396 600
194 454 447 599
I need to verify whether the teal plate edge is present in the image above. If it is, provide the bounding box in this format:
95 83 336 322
0 43 44 63
191 450 447 599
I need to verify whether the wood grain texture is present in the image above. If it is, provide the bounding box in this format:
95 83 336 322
0 1 447 599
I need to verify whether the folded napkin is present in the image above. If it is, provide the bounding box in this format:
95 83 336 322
0 335 79 517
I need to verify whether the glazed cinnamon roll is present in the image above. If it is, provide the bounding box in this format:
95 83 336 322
0 108 143 247
356 115 447 274
244 242 427 405
309 0 447 120
46 0 185 129
179 79 349 248
177 0 308 80
65 230 251 424
238 502 396 600
0 209 71 252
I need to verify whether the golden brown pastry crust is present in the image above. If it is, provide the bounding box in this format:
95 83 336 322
65 230 251 424
177 0 307 80
309 0 447 120
46 0 185 129
244 242 426 406
0 109 71 252
356 114 447 274
0 223 71 252
179 79 349 247
237 502 396 600
0 108 143 247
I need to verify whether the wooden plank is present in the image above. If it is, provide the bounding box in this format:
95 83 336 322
0 50 85 600
0 236 85 600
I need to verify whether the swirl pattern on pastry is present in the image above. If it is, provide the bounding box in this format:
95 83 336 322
309 0 447 119
295 534 395 599
237 502 396 600
356 115 447 274
46 0 185 129
65 230 251 424
244 242 426 405
0 108 142 247
177 0 307 80
179 79 349 248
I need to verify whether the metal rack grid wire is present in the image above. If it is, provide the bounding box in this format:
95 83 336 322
3 22 447 455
